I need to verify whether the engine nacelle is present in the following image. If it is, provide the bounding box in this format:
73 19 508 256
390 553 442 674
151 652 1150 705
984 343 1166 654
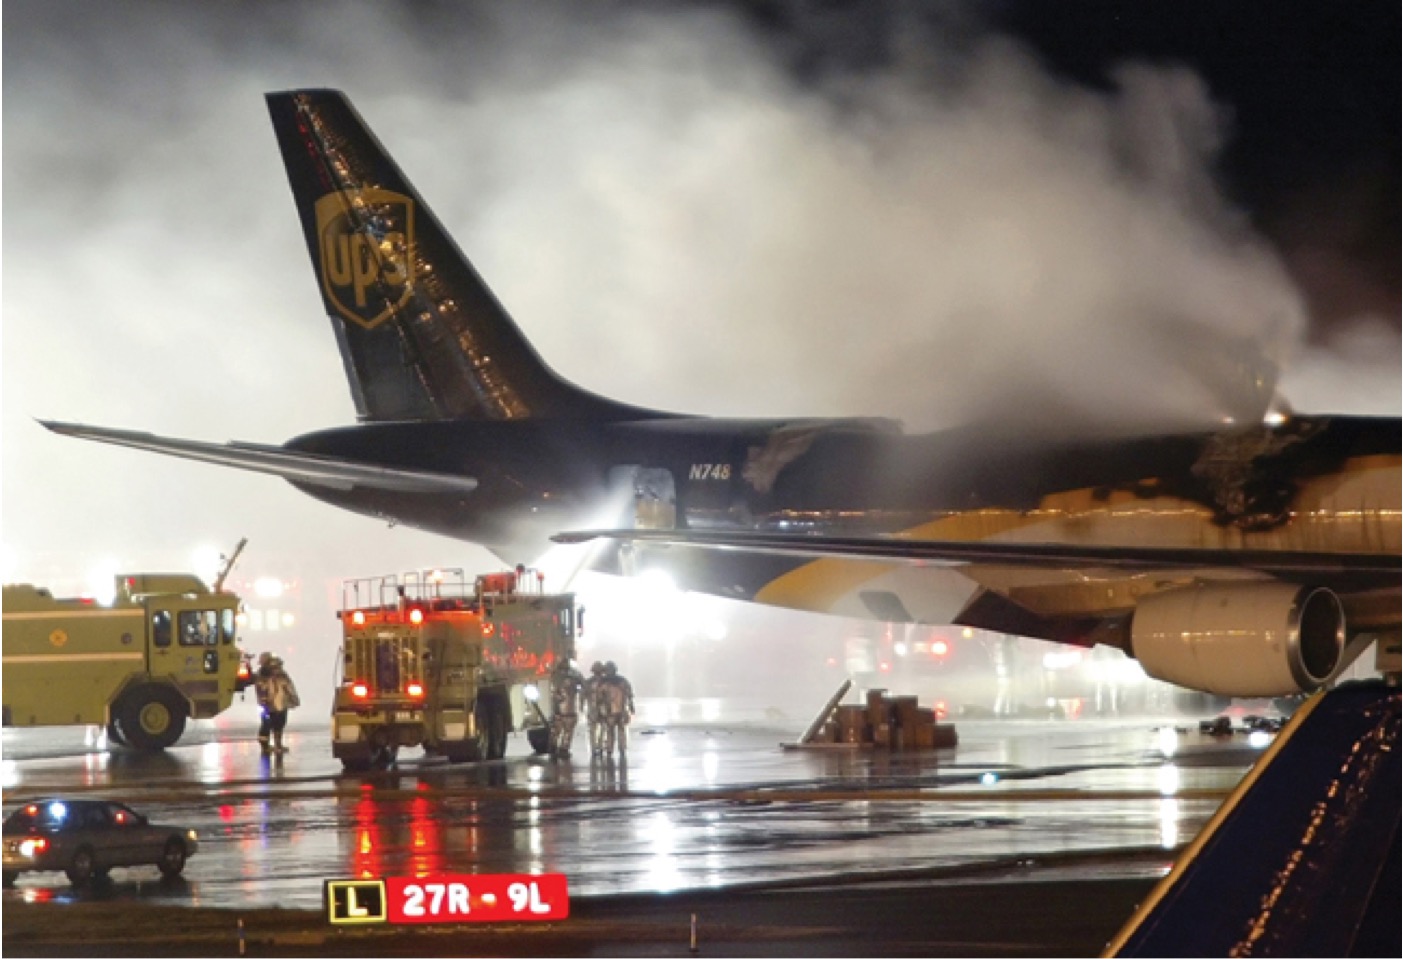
1131 582 1345 697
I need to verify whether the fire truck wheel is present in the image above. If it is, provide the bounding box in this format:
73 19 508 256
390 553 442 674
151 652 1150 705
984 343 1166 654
527 727 551 755
117 687 187 751
339 756 372 773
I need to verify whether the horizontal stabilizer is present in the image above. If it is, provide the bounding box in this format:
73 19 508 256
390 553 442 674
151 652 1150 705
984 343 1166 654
38 420 478 495
552 527 1401 581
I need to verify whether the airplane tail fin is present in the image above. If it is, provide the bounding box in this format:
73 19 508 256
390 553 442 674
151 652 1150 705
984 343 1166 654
1105 680 1400 957
266 89 652 423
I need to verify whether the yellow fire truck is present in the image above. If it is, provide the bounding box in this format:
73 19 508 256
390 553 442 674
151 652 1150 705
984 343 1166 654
2 565 251 752
332 567 579 771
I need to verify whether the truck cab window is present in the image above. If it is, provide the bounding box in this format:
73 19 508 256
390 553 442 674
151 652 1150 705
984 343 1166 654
179 610 219 647
153 611 172 648
220 608 236 645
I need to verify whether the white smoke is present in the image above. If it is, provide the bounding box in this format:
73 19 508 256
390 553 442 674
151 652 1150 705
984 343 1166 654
3 1 1396 715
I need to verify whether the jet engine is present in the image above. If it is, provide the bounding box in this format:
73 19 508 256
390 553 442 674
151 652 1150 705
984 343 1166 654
1130 582 1345 697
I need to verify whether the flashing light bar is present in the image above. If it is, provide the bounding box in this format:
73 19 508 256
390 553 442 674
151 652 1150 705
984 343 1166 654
406 682 425 698
352 610 366 626
352 683 369 698
409 608 424 626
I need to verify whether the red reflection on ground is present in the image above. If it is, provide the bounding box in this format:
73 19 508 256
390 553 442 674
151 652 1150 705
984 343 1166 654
407 794 445 878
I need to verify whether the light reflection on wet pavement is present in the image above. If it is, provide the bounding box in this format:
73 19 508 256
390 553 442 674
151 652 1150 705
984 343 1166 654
1 702 1266 910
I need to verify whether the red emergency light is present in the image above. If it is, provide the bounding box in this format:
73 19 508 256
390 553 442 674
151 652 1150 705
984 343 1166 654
351 683 369 698
351 610 366 626
408 608 424 626
406 682 425 698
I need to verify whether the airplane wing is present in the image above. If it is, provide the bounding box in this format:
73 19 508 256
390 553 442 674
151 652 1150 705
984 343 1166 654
551 527 1400 580
39 420 479 495
553 527 1399 651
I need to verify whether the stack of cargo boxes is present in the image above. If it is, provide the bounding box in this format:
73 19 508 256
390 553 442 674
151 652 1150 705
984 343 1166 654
816 689 958 749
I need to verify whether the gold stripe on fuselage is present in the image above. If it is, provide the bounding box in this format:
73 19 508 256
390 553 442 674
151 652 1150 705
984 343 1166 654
754 454 1401 614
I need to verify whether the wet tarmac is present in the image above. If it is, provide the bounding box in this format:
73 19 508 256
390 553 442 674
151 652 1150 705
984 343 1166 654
1 698 1267 917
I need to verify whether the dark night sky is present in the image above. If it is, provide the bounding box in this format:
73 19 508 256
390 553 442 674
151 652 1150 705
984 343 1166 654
740 0 1401 334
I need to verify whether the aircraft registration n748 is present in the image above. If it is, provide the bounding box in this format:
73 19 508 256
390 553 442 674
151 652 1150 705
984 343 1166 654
42 89 1400 701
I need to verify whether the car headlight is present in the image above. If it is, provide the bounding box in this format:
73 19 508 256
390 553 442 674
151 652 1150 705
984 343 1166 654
187 830 199 842
19 838 48 857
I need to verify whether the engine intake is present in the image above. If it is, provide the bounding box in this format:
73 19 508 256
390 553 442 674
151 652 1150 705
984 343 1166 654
1131 582 1345 697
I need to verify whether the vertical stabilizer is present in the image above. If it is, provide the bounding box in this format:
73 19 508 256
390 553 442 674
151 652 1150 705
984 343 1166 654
267 89 649 423
1105 681 1400 957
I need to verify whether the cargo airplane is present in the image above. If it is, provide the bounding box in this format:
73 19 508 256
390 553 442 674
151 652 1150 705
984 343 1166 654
35 88 1403 956
43 89 1400 705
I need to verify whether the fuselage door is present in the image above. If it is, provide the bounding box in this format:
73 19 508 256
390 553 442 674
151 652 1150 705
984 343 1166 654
608 466 677 530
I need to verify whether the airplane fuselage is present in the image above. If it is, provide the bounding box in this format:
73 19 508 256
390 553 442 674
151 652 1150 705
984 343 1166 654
286 412 1401 572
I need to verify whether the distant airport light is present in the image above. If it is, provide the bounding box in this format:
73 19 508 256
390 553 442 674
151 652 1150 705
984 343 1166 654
1042 649 1084 671
406 682 425 698
254 576 284 599
931 639 949 657
191 545 223 585
352 683 369 698
879 661 891 672
85 562 118 606
281 613 296 628
894 642 908 657
638 568 677 595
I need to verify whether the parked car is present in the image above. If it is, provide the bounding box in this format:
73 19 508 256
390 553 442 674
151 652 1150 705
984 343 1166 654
3 798 198 886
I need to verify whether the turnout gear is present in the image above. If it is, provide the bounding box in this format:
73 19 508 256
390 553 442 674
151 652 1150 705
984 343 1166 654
583 662 606 757
549 660 585 759
598 664 635 759
256 656 300 755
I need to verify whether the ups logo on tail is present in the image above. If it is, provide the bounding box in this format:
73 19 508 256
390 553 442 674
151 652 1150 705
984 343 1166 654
315 189 416 329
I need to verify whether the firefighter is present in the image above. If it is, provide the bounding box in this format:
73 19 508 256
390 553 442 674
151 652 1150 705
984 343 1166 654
599 661 635 759
549 659 586 760
263 656 301 754
254 652 275 754
583 661 606 757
